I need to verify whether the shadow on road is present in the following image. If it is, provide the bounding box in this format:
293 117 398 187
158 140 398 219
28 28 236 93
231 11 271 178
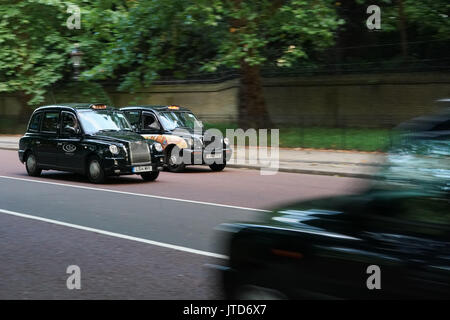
168 166 216 174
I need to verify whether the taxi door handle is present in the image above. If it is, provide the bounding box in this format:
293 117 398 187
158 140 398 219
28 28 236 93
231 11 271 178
36 141 40 144
57 143 63 146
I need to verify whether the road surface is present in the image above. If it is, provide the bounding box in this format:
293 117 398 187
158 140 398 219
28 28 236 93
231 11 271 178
0 149 369 299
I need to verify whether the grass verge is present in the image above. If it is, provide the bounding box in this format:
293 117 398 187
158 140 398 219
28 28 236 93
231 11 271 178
204 123 392 152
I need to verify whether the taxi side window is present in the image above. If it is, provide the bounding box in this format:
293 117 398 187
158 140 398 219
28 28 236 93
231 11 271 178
431 119 450 131
142 113 161 131
125 111 141 127
61 112 78 134
368 196 450 228
28 113 42 132
396 197 450 226
42 112 60 133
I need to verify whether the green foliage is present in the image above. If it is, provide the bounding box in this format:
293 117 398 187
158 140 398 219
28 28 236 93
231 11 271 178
356 0 450 37
81 0 217 92
0 0 127 106
184 0 344 70
1 0 448 107
0 0 70 105
83 0 344 90
401 0 450 37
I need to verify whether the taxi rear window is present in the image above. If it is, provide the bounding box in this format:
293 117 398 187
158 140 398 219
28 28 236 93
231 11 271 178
28 112 42 132
41 112 60 133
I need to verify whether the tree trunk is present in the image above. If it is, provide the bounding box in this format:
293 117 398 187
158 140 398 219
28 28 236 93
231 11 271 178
238 61 272 129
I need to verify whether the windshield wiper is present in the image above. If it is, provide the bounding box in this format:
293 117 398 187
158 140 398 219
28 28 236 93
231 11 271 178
97 129 119 133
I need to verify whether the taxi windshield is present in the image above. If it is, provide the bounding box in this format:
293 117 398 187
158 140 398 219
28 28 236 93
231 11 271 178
78 110 132 134
159 111 202 130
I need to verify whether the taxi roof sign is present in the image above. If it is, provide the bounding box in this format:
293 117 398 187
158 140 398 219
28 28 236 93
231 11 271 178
90 104 108 110
167 105 180 110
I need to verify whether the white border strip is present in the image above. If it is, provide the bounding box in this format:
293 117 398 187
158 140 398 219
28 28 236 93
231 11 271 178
0 208 228 260
0 175 270 213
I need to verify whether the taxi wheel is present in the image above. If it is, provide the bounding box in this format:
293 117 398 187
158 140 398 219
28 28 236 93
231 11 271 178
141 170 160 182
209 162 226 172
87 156 105 184
166 146 185 173
25 152 42 177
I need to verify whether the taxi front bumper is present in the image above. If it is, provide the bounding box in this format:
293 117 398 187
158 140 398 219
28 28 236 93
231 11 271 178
18 150 25 163
182 147 232 165
103 156 165 175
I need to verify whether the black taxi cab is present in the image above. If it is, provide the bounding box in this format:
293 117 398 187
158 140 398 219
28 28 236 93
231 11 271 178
18 103 165 183
120 105 232 172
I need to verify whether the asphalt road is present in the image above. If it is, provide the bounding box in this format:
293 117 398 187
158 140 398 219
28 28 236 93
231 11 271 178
0 149 370 299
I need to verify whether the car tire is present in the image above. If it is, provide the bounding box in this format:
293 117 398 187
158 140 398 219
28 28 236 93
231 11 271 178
166 146 186 173
141 170 159 181
25 152 42 177
209 161 226 172
87 156 106 184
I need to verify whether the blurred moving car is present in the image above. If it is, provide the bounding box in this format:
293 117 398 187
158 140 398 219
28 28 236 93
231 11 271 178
214 107 450 299
121 105 232 172
216 189 449 299
18 103 164 183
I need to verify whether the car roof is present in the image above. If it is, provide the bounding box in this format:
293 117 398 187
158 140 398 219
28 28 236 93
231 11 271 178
33 103 115 112
121 105 191 112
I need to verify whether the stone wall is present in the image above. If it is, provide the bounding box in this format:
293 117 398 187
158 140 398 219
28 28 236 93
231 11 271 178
1 72 449 130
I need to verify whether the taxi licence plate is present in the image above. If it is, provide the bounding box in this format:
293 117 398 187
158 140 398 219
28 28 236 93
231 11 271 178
205 154 222 159
132 166 152 173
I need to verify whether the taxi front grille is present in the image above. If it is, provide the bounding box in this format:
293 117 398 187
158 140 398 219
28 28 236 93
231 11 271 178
129 141 151 164
203 136 223 151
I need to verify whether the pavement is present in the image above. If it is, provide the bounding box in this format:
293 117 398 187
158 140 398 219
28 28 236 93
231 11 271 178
0 135 386 178
0 148 369 299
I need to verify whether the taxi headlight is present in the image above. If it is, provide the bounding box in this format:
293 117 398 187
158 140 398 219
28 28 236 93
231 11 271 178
109 145 120 155
154 143 163 152
224 137 230 145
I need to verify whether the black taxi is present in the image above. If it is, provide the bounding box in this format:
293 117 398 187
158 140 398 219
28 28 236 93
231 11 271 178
18 103 165 183
120 105 232 172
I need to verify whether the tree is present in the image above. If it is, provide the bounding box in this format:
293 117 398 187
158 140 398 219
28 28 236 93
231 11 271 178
82 0 218 92
0 0 127 113
84 0 344 128
0 0 70 115
356 0 450 61
186 0 344 128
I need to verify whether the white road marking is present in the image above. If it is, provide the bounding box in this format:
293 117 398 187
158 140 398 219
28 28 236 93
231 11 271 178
0 208 229 260
0 175 270 212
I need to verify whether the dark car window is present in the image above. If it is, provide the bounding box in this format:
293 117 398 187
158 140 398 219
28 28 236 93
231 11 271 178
142 113 161 131
28 112 42 132
397 197 450 226
159 111 202 130
78 110 132 135
41 112 60 133
432 120 450 131
124 111 141 127
367 196 450 235
61 112 78 134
